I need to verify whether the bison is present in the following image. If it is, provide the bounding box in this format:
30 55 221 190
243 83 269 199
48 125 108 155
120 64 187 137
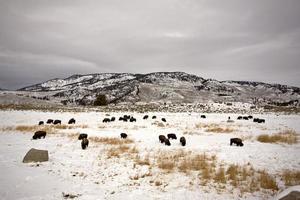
248 115 253 119
164 138 171 146
152 116 157 119
143 115 149 120
230 138 244 146
201 115 206 119
32 131 47 139
130 117 136 122
68 118 76 124
253 118 259 122
46 119 53 124
167 133 177 140
103 118 111 123
159 135 166 143
242 116 249 120
38 121 44 125
161 118 166 122
119 117 124 121
257 119 265 123
53 120 61 125
110 117 115 122
180 136 186 146
81 138 89 150
120 133 127 139
237 116 243 120
78 133 88 140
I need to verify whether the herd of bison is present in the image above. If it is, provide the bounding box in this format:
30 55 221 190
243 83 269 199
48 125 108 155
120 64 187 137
32 114 266 149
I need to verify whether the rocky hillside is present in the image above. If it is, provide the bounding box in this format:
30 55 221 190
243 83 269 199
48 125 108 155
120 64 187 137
18 72 300 106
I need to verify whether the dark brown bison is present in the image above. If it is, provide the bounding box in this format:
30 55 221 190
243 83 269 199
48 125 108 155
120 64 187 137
68 118 76 124
201 115 206 119
167 133 177 140
38 121 44 125
103 118 110 123
230 138 244 146
120 133 127 139
248 115 253 119
110 117 115 122
180 136 186 146
152 116 157 119
164 138 171 146
143 115 149 120
159 135 166 143
46 119 53 124
119 117 124 121
237 116 243 120
81 138 89 149
253 118 259 122
257 119 265 123
53 120 61 125
32 131 47 139
130 117 136 122
242 116 249 120
78 133 88 140
161 118 166 122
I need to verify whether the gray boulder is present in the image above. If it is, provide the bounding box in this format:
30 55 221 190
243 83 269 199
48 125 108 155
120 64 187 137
23 148 49 163
279 191 300 200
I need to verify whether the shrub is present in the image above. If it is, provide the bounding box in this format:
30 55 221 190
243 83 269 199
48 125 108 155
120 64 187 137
282 170 300 186
94 94 108 106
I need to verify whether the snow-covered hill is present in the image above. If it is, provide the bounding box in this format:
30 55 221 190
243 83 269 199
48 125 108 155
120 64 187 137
18 72 300 106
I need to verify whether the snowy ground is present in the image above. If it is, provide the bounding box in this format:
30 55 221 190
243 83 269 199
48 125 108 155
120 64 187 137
0 110 299 200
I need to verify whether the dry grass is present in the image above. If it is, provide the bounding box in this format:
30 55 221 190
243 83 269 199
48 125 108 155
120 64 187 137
90 137 134 145
0 124 88 134
257 130 298 144
195 123 235 133
282 170 300 186
135 155 151 166
106 144 138 159
214 167 226 184
258 170 278 191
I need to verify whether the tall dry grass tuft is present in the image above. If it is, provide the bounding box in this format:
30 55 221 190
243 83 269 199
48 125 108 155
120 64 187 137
257 130 298 144
214 167 226 184
258 170 278 191
282 170 300 186
195 123 235 133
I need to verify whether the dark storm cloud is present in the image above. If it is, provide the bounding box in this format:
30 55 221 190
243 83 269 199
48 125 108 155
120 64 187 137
0 0 300 89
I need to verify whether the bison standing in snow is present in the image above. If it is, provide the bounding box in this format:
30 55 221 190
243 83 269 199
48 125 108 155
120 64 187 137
53 120 61 125
46 119 53 124
103 118 111 123
78 133 88 140
38 121 44 125
81 138 89 149
120 133 128 139
230 138 244 146
180 136 186 146
201 115 206 119
164 138 171 146
32 131 47 139
167 133 177 140
143 115 149 120
161 118 166 122
68 118 76 124
159 135 166 143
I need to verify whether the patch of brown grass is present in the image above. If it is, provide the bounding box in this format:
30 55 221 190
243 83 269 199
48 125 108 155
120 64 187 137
214 167 226 184
106 144 137 158
258 170 278 191
90 137 134 145
135 155 151 166
195 123 235 133
257 130 298 144
282 170 300 186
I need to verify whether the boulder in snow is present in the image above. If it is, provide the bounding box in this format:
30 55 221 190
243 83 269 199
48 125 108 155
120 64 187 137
22 148 49 163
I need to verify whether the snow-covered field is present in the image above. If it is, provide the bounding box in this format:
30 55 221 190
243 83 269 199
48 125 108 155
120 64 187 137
0 110 299 200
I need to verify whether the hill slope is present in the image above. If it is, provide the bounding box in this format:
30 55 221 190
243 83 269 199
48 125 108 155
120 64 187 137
19 72 300 106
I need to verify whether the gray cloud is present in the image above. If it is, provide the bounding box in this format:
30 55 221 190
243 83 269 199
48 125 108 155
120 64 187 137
0 0 300 89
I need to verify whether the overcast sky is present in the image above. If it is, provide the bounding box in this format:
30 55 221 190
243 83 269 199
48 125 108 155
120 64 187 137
0 0 300 89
